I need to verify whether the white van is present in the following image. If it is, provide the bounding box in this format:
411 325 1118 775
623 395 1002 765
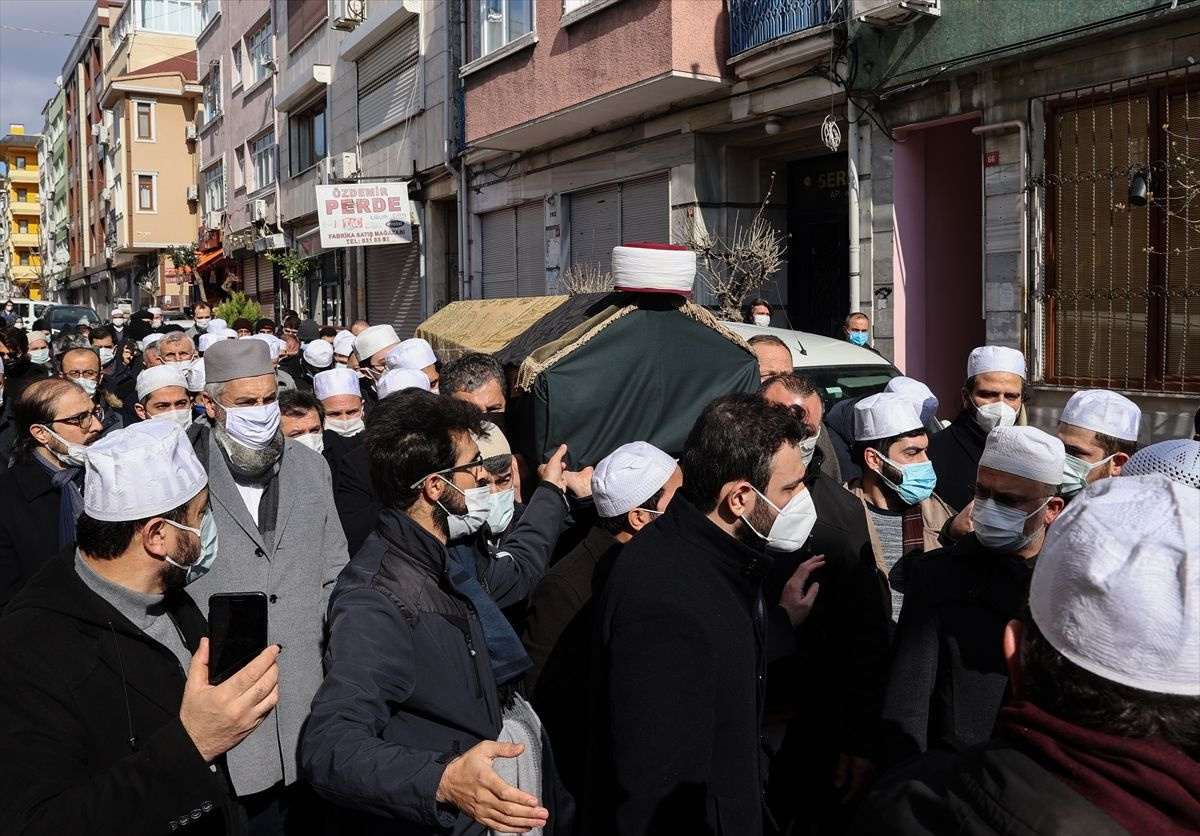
1 297 51 327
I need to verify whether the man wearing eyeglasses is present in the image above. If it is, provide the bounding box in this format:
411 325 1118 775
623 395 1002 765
0 378 104 609
58 346 124 440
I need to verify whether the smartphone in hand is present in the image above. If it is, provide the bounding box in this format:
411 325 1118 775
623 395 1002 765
208 592 269 686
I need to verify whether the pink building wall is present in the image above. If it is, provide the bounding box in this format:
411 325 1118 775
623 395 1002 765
892 115 985 412
464 0 726 143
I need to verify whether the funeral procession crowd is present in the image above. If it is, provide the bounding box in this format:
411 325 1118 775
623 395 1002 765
0 243 1197 836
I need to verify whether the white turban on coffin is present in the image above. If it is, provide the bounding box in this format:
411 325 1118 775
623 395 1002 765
853 392 924 442
967 345 1026 379
979 425 1066 485
84 422 207 521
592 441 677 518
1031 474 1199 696
1060 389 1141 442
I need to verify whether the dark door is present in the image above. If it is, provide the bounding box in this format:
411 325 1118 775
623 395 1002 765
788 155 848 337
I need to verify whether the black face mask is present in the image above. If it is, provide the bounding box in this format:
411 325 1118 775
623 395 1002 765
486 411 507 435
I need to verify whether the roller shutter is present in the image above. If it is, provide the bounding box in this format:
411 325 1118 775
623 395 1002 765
241 255 258 299
357 19 420 132
516 202 545 297
254 255 275 319
480 209 516 298
569 183 618 274
365 231 423 338
619 173 669 243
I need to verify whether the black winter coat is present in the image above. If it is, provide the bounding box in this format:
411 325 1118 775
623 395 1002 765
300 504 569 835
0 549 243 836
334 442 379 556
879 535 1034 768
851 739 1127 836
321 429 363 491
0 456 63 610
585 495 769 836
926 409 987 512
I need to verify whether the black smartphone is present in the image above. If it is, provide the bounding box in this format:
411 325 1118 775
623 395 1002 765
208 592 269 686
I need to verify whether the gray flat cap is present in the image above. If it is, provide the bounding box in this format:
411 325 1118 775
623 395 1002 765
204 338 274 383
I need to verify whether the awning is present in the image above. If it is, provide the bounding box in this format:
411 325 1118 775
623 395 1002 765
195 247 228 274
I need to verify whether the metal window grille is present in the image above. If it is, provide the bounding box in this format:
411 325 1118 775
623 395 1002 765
729 0 843 57
1032 67 1198 393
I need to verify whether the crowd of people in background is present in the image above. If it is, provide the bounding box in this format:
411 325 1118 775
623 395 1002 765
0 297 1196 836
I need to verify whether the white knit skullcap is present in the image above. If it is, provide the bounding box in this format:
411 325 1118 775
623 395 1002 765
1122 439 1200 489
353 324 400 362
142 332 164 348
198 330 238 353
313 368 363 401
245 333 283 359
136 365 189 401
208 317 228 332
110 308 123 317
303 339 334 369
84 421 207 522
979 425 1065 485
148 307 163 316
474 421 511 461
376 367 431 399
853 392 924 442
1060 389 1141 442
967 345 1025 379
592 441 677 518
884 376 939 427
1031 474 1199 695
611 243 696 296
386 338 437 371
333 330 355 357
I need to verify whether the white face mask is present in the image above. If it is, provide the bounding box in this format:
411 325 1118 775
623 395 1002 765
742 486 818 553
111 318 126 328
38 425 89 467
799 424 821 467
98 347 115 366
326 416 365 437
165 359 195 373
973 400 1018 433
72 377 98 397
486 487 516 534
752 314 771 327
438 477 492 540
30 348 51 365
220 401 281 449
152 318 163 329
294 431 325 454
971 496 1050 553
193 317 211 331
151 407 193 430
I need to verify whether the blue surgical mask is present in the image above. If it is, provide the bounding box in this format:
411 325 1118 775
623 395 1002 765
874 453 937 506
163 508 218 585
1061 453 1115 498
849 332 869 347
486 487 516 534
30 347 51 365
971 497 1050 553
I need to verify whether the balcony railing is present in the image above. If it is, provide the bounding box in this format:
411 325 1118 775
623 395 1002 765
730 0 843 56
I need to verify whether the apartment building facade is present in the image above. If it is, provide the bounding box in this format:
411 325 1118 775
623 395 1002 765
39 84 70 293
0 125 44 299
194 0 282 316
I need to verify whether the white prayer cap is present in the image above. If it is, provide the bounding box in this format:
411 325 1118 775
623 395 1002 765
148 307 163 316
313 368 362 401
83 421 207 522
136 365 189 401
353 324 400 361
592 441 677 518
333 330 355 357
1031 474 1199 696
979 425 1065 485
967 345 1026 379
474 421 511 461
110 308 123 317
77 317 90 326
611 243 696 296
386 337 437 371
303 339 334 369
853 392 924 442
198 331 232 353
884 377 939 427
1060 389 1141 442
184 358 205 392
208 317 228 332
246 333 283 359
376 367 430 399
142 332 164 348
1123 439 1200 489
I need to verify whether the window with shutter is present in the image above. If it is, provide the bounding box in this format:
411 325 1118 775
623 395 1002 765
286 0 326 52
1041 74 1198 393
357 19 421 133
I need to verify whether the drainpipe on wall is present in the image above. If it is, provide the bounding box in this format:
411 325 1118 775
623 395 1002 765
455 0 472 300
971 121 1026 336
847 98 861 318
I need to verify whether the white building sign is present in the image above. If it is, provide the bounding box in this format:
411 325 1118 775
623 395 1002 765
315 181 412 248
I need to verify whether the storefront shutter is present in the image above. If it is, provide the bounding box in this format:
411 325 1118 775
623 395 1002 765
365 232 423 338
619 173 669 243
480 209 516 298
356 19 420 132
241 255 258 299
255 255 275 319
569 183 619 274
516 201 546 297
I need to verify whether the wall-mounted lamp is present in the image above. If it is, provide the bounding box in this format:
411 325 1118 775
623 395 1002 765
1128 168 1152 207
764 117 783 136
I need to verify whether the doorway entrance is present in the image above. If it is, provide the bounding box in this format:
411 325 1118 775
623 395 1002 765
787 154 849 338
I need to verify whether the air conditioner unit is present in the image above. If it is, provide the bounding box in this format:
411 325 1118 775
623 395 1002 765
254 233 285 252
186 184 199 201
205 210 225 229
100 187 112 204
104 245 114 259
97 126 111 145
318 156 336 185
91 123 101 138
331 0 366 30
332 152 359 181
852 0 940 24
185 123 198 141
251 199 268 222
